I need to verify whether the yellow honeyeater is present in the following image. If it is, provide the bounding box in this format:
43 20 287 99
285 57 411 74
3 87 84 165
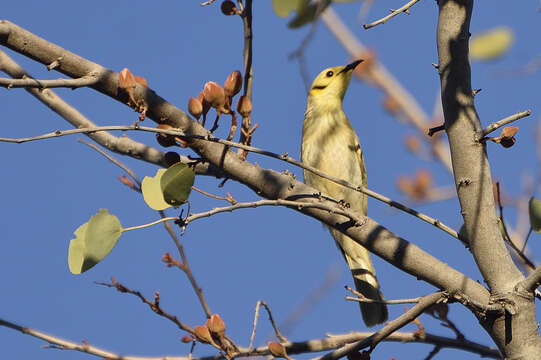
301 60 388 327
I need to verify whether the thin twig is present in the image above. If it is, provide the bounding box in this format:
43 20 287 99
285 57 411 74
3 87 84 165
427 124 445 137
521 226 533 253
160 212 213 318
248 301 262 351
495 183 538 272
481 110 531 137
312 292 447 360
345 285 423 304
0 125 460 241
363 0 421 29
95 277 195 335
192 186 237 204
259 302 288 343
180 199 366 230
241 0 253 100
78 139 141 188
0 74 98 88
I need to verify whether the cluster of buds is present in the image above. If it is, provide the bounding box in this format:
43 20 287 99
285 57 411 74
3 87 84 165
192 314 235 356
482 126 518 148
187 70 254 145
118 68 149 120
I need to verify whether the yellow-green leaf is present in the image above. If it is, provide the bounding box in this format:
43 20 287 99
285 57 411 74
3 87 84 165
529 197 541 232
271 0 306 17
470 27 513 61
160 162 195 207
288 0 331 28
68 209 123 274
142 169 171 210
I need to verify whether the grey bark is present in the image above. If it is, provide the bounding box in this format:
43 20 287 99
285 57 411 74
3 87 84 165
436 0 541 357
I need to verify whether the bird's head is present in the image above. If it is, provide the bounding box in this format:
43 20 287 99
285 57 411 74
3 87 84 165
308 59 363 101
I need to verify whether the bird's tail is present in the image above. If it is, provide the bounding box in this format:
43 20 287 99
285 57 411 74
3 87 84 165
331 229 388 327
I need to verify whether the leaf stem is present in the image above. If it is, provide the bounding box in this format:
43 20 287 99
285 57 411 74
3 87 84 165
122 217 178 232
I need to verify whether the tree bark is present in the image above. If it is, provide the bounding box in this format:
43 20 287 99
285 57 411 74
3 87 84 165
436 0 541 357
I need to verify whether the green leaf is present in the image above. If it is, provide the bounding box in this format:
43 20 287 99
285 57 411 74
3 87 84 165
470 27 513 61
271 0 306 17
68 209 123 274
288 0 331 28
160 162 195 207
528 196 541 233
142 169 172 210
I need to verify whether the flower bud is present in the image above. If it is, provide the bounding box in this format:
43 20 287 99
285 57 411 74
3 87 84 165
207 314 226 336
194 325 214 344
188 96 203 119
134 76 148 88
118 68 136 90
224 70 242 97
268 342 287 358
236 96 252 117
203 81 226 110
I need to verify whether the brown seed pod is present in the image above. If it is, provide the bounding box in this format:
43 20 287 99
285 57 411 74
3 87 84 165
203 81 226 110
188 96 203 119
224 70 242 97
237 95 252 117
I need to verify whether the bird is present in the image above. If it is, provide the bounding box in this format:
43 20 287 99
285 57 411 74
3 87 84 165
301 59 388 327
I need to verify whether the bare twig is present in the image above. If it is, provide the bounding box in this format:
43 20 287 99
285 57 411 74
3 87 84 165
78 139 141 188
0 125 460 241
180 199 366 230
0 74 97 88
191 186 237 204
312 292 447 360
427 124 445 137
240 0 253 100
345 286 423 304
363 0 421 29
96 278 195 335
481 110 531 137
521 226 533 253
249 301 287 351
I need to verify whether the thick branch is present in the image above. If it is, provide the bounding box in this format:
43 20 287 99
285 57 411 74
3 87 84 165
0 19 490 308
437 0 539 357
0 49 218 177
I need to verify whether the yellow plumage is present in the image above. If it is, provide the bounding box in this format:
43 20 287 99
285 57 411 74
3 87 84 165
301 60 387 327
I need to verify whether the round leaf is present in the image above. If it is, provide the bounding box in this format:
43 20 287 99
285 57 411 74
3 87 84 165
142 169 171 210
528 197 541 233
68 209 123 274
470 27 513 61
271 0 306 17
160 162 195 207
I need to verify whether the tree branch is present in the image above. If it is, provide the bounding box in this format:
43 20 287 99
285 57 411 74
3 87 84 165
0 124 462 242
518 266 541 293
0 49 218 177
0 19 490 309
481 109 531 137
0 74 97 88
313 292 447 359
436 0 539 356
363 0 421 29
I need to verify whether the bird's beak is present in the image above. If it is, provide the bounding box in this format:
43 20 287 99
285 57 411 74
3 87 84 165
339 59 363 74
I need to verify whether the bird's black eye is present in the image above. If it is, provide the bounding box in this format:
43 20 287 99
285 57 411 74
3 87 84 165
326 70 334 77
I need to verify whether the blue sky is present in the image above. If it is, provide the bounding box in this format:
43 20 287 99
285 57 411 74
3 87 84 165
1 1 540 359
